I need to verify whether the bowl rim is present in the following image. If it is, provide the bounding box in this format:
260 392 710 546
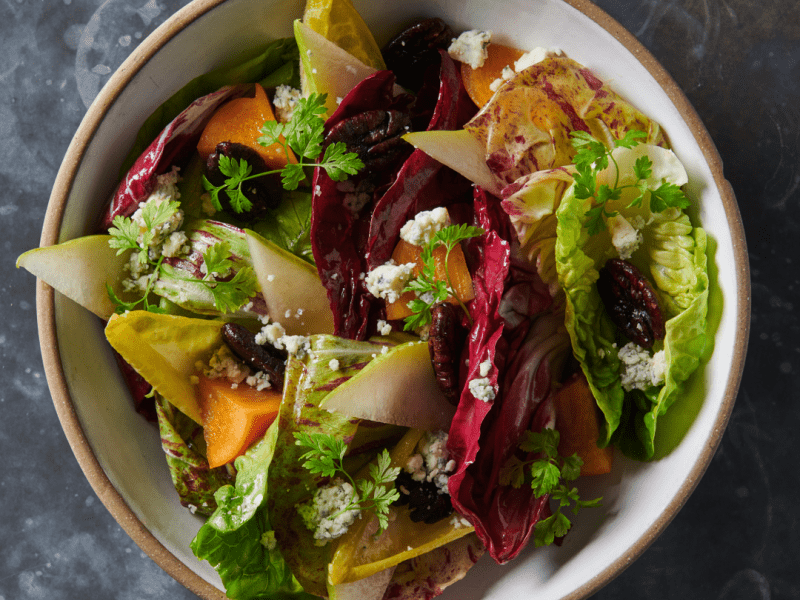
36 0 751 598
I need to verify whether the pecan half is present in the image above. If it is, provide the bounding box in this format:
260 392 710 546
597 258 665 349
324 109 412 179
221 322 286 390
428 302 467 405
383 18 455 91
205 141 282 219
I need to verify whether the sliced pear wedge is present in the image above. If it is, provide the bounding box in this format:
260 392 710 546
294 19 380 118
320 340 456 431
17 235 136 319
105 311 225 423
245 229 334 336
403 130 503 197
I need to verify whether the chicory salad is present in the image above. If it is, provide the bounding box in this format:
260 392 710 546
20 1 713 598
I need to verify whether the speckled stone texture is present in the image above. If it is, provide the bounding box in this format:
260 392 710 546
1 1 797 599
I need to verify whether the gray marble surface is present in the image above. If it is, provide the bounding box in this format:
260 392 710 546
1 0 797 599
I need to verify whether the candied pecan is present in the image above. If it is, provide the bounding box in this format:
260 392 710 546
324 109 412 179
221 322 286 390
597 258 665 349
205 141 282 219
383 18 455 91
428 302 467 405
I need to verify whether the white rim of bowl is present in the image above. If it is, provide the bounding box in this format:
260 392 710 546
36 0 751 599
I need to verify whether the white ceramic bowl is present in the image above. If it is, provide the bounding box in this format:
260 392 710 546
37 0 750 598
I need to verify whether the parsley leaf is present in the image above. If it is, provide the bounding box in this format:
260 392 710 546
401 224 484 332
569 130 690 234
294 432 401 537
499 427 603 547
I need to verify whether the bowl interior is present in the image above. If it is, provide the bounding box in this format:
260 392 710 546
42 0 748 598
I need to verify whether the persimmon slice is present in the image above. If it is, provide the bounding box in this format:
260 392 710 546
460 44 526 108
386 239 475 321
196 374 282 468
553 374 613 476
196 83 295 170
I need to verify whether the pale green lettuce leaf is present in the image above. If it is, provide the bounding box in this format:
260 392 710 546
555 187 709 458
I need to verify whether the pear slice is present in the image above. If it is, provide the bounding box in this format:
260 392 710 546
245 229 334 336
320 340 456 431
17 235 136 319
403 130 503 197
294 19 380 118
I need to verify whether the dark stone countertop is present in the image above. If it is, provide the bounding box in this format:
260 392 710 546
1 1 797 599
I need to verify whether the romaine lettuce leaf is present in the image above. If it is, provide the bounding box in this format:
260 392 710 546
155 394 232 517
191 423 313 600
555 185 710 458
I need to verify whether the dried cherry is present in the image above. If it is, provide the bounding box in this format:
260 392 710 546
205 141 282 219
221 322 286 390
383 18 455 91
597 258 665 349
393 470 454 524
428 302 467 405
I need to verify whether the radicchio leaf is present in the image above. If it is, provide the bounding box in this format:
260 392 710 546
311 53 478 339
155 394 233 517
100 85 247 230
447 189 572 563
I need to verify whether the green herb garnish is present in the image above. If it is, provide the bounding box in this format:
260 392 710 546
107 202 257 314
294 432 401 534
570 130 691 235
203 93 364 208
499 428 602 547
401 224 484 332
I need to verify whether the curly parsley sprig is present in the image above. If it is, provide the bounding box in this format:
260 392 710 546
570 130 691 235
294 432 401 535
202 93 364 208
499 428 602 547
401 224 484 332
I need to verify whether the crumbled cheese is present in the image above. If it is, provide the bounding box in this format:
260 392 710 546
479 359 492 377
255 322 286 346
245 371 273 391
489 47 564 92
399 207 450 247
377 319 392 336
514 47 563 72
298 479 360 545
607 214 644 260
404 431 454 494
204 346 250 384
273 85 302 123
618 342 666 391
447 30 492 69
468 377 496 402
328 358 340 371
365 260 416 304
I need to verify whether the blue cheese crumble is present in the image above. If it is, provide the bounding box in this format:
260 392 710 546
365 260 416 304
447 30 492 69
273 85 302 123
404 430 455 494
399 207 451 247
298 479 360 545
618 342 666 391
